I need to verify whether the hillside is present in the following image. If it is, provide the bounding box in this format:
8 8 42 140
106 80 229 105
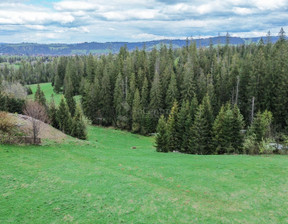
0 36 279 56
8 113 67 142
1 125 288 223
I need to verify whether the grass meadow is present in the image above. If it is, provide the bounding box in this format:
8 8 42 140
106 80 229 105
0 83 287 223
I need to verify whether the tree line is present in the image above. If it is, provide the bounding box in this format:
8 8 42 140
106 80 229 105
1 29 288 152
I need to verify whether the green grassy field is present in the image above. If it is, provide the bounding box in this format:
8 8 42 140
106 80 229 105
1 126 288 223
28 83 80 105
1 83 288 223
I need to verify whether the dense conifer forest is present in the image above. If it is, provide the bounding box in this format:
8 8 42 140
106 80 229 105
1 29 288 154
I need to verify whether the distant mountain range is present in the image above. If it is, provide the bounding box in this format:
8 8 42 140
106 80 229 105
0 36 280 56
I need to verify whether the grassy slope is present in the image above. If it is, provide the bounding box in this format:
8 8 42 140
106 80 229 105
28 83 80 105
1 127 288 223
1 83 288 223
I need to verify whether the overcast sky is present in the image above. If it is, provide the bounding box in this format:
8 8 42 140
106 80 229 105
0 0 287 43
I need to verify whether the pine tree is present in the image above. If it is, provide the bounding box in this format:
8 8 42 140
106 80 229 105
132 88 142 133
212 105 233 154
177 100 191 153
53 74 62 93
149 72 163 131
190 95 214 154
155 115 169 153
141 76 149 110
48 94 59 129
231 104 245 153
71 105 87 140
182 60 196 101
34 84 46 106
167 101 179 152
100 68 113 126
64 75 76 116
86 54 95 82
114 73 129 129
57 97 72 135
165 72 178 109
88 76 101 124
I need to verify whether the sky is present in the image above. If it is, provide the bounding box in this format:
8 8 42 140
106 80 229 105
0 0 288 43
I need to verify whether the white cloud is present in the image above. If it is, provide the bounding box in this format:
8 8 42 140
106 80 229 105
0 0 288 43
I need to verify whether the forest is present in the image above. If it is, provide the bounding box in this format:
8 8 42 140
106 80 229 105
1 29 288 154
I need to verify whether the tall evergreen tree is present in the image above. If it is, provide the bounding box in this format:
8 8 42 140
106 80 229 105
64 75 76 116
71 105 87 140
48 94 58 129
34 84 46 106
190 95 214 154
132 89 142 133
149 72 163 131
177 100 191 153
57 97 72 135
165 72 178 109
155 115 169 153
167 101 179 152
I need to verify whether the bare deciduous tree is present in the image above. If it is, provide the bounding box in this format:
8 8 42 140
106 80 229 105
1 80 27 99
24 101 49 144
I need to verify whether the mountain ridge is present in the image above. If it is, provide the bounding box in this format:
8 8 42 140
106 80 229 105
0 36 279 56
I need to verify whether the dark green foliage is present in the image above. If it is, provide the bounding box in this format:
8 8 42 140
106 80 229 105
34 84 46 106
48 95 59 129
166 101 179 152
177 100 192 153
64 76 76 117
165 73 178 109
3 30 288 154
213 104 244 154
190 95 214 154
26 86 33 95
57 97 72 134
132 89 142 133
71 105 87 140
0 92 24 114
155 115 169 153
149 72 163 131
53 74 62 93
249 110 273 142
114 73 129 129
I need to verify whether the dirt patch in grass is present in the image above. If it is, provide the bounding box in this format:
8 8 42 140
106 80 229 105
9 113 68 142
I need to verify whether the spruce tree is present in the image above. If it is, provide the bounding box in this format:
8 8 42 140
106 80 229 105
165 72 178 109
34 84 46 106
132 89 142 133
48 94 59 129
177 100 191 153
100 68 113 126
64 75 76 116
212 105 233 154
88 76 101 124
57 97 72 135
53 74 62 93
167 101 179 152
190 95 214 154
231 104 244 153
149 72 163 131
71 105 87 140
155 115 169 153
114 73 129 129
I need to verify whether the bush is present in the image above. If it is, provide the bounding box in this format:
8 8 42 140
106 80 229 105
243 134 259 154
0 112 19 144
259 138 275 154
0 112 15 134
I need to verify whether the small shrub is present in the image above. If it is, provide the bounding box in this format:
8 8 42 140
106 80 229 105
259 138 275 154
0 112 18 144
0 112 15 134
243 134 259 154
